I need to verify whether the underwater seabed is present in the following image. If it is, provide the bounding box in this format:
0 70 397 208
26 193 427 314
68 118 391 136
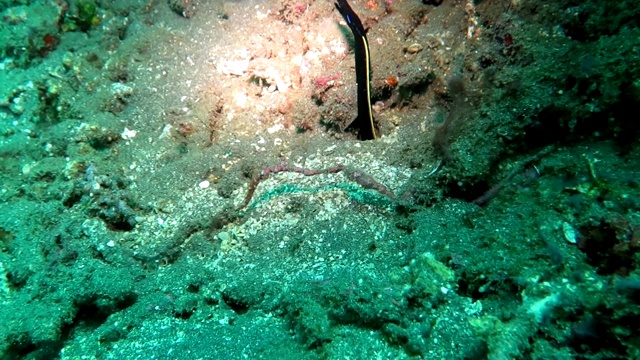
1 0 639 358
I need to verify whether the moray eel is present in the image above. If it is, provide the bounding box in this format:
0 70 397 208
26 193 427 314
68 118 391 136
335 0 377 140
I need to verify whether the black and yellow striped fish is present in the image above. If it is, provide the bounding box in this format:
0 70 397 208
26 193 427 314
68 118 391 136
335 0 377 140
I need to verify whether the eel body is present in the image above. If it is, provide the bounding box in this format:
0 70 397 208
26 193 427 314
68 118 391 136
335 0 377 140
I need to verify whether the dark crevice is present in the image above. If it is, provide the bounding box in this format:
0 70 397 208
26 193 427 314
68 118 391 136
5 293 137 360
173 308 195 320
222 292 251 315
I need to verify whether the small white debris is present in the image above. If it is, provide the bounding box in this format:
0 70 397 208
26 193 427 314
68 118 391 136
562 222 578 244
220 59 250 76
528 293 560 323
159 124 172 139
198 180 210 189
121 128 137 140
111 82 134 97
21 162 36 175
275 77 288 93
267 124 283 134
106 240 115 247
324 145 337 153
234 91 248 108
405 43 424 54
218 232 231 242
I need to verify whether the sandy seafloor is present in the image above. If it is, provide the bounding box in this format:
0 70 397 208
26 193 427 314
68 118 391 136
1 0 639 358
